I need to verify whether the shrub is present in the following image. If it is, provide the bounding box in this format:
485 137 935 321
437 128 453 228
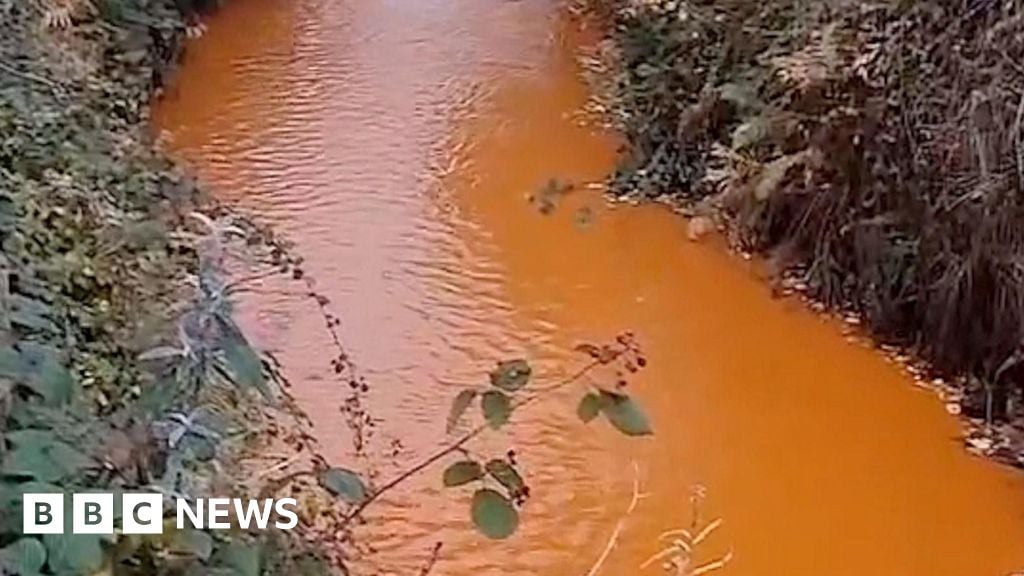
589 0 1024 424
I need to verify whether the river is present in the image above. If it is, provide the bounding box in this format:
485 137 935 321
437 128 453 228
153 0 1024 573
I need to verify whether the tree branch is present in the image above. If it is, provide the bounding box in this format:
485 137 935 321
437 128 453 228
340 359 601 525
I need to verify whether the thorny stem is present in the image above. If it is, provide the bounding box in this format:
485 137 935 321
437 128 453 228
340 359 602 525
417 542 443 576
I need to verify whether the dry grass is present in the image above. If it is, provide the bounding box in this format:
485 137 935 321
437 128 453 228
640 485 732 576
34 0 96 29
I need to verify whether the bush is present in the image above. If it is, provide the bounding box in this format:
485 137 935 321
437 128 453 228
590 0 1024 424
0 0 337 572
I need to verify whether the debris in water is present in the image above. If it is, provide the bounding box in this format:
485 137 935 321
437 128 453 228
686 216 713 241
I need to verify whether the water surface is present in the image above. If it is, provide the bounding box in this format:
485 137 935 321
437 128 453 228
154 0 1024 573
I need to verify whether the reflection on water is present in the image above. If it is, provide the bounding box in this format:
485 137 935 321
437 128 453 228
154 0 1024 574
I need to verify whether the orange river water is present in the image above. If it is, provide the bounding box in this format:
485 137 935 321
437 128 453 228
153 0 1024 574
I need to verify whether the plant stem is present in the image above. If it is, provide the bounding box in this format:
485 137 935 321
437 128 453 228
341 359 601 524
0 59 64 95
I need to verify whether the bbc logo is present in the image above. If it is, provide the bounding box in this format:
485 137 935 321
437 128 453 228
23 493 299 534
24 493 163 535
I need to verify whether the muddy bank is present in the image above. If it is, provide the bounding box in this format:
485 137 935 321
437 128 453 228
0 2 344 574
582 0 1024 465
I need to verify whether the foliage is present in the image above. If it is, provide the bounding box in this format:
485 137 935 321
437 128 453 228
0 0 336 573
318 333 654 542
586 0 1024 443
1 0 660 570
319 467 367 505
441 336 652 538
470 489 518 540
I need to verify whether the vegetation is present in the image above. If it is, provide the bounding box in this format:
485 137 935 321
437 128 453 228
0 0 657 572
328 335 652 542
583 0 1024 461
0 0 337 573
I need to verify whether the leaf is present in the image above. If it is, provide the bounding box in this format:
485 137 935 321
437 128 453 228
0 344 73 405
576 393 602 423
484 459 525 495
168 529 214 561
7 295 57 334
168 426 187 449
179 434 216 462
718 81 763 110
0 482 62 534
0 537 46 576
216 316 273 400
3 431 90 482
599 390 653 436
481 390 511 429
471 488 519 540
0 346 28 379
220 335 271 399
43 533 104 575
442 460 484 487
489 359 531 392
320 467 367 504
446 389 477 433
752 150 813 201
213 541 260 576
730 115 771 150
138 346 185 361
31 353 73 406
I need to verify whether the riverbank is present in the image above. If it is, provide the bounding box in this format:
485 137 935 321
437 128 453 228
0 1 347 573
151 1 1024 573
581 0 1024 466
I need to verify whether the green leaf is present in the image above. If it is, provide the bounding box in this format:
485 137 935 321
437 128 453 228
484 459 525 495
168 529 214 561
481 390 512 429
179 434 217 462
599 390 653 436
320 467 367 504
31 354 73 406
0 482 62 534
3 431 90 482
576 392 602 423
217 317 273 400
0 345 72 405
0 537 46 576
0 346 27 379
7 295 58 334
43 533 103 575
214 541 261 576
446 389 477 433
471 488 519 540
489 359 531 392
443 460 484 487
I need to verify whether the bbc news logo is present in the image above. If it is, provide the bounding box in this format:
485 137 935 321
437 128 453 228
23 494 299 534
